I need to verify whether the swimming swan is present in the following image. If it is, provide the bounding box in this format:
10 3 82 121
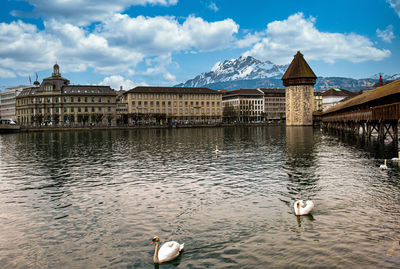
294 200 314 215
152 236 184 264
391 152 400 161
215 145 220 153
380 159 388 170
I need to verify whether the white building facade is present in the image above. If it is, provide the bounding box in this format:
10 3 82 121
0 85 29 121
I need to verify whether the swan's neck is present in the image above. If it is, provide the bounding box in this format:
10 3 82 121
153 241 160 263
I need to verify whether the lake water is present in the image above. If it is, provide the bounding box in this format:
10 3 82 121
1 126 400 268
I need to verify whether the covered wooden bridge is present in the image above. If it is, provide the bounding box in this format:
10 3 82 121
320 79 400 142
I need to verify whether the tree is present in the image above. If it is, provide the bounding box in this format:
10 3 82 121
223 104 239 123
52 113 60 125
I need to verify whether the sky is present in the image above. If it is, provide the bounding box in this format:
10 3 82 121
0 0 399 90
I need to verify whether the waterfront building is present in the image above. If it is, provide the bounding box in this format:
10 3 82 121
116 88 127 124
122 86 222 125
16 64 117 126
0 85 29 121
314 91 323 112
222 89 264 122
322 88 357 111
282 51 317 126
259 88 285 121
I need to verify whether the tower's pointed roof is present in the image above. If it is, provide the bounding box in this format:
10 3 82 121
282 51 316 86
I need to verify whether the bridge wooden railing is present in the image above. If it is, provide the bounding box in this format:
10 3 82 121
321 102 400 122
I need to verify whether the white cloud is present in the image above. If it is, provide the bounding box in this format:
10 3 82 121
0 20 60 73
0 19 144 75
244 13 391 65
377 25 395 43
0 13 238 84
235 32 264 48
98 14 238 54
12 0 178 26
0 68 16 78
163 72 177 82
207 2 219 12
99 75 148 90
387 0 400 17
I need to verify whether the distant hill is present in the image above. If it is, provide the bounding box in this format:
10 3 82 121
175 55 395 91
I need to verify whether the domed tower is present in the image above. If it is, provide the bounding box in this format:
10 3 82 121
282 51 317 126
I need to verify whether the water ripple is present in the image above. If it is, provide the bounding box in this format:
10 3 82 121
1 127 400 268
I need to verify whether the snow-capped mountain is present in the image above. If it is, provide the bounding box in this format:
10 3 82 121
175 55 398 91
176 56 288 88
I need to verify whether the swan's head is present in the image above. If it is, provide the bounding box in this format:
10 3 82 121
151 236 160 245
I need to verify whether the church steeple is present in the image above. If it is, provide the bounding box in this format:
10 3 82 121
52 63 61 77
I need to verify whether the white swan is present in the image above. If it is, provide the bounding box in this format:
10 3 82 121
294 200 314 215
380 159 388 170
152 236 184 264
215 145 220 153
392 152 400 161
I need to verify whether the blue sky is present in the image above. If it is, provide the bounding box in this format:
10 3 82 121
0 0 399 90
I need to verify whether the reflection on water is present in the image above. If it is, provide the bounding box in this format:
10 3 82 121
1 126 400 268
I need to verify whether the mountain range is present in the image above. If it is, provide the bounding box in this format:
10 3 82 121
175 56 400 92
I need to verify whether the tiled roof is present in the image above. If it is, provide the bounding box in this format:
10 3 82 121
259 88 285 94
17 87 40 97
17 85 115 97
126 86 220 94
224 88 264 96
282 51 316 80
322 88 356 97
63 85 115 95
323 79 400 114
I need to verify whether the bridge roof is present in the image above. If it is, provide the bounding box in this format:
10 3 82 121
323 79 400 114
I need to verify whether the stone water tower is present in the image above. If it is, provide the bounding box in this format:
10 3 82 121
282 51 317 125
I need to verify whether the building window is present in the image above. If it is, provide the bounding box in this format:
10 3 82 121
92 107 95 112
71 107 74 112
78 107 81 112
85 107 88 112
78 97 81 102
71 97 74 102
98 97 102 102
85 97 88 102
